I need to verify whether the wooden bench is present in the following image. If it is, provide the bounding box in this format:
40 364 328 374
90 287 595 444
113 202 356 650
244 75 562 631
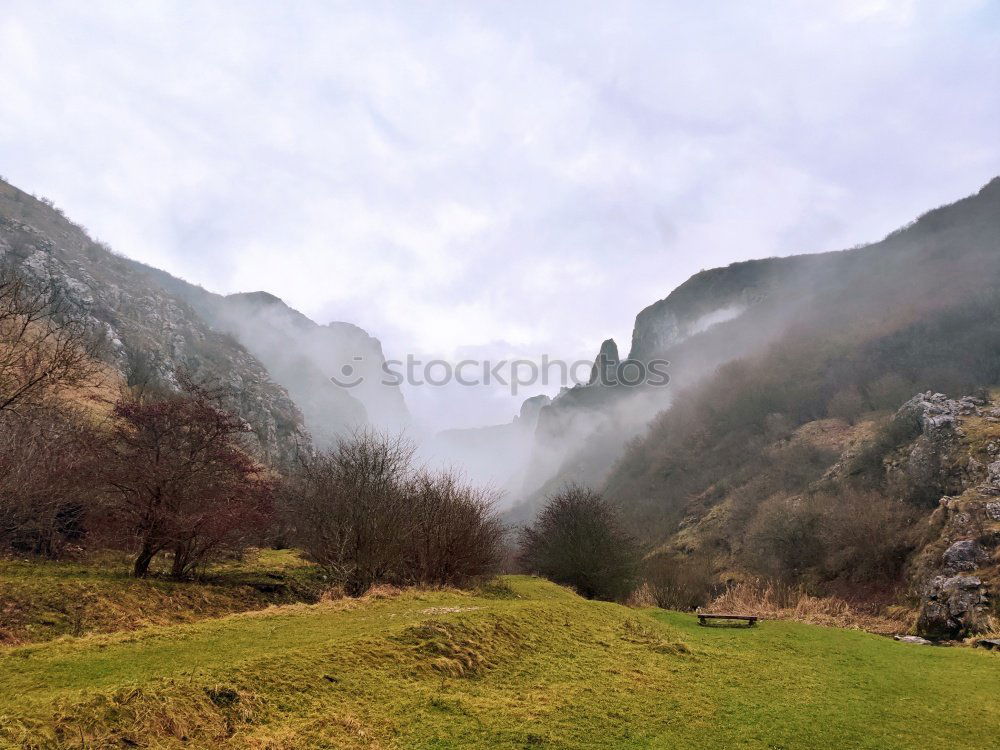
696 612 758 627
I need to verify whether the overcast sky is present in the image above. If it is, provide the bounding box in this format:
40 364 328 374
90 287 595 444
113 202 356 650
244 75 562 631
2 1 999 430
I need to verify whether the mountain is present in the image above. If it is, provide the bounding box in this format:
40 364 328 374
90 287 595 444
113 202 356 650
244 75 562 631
0 178 406 458
508 177 1000 636
430 394 550 495
125 267 409 446
510 176 1000 519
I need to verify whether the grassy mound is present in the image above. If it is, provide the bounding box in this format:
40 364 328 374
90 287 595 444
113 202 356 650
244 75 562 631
0 576 997 749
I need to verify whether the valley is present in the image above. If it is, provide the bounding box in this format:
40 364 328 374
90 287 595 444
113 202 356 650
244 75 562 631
1 566 996 749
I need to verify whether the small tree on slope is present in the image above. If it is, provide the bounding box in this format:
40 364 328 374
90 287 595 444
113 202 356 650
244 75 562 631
519 485 641 601
100 381 273 578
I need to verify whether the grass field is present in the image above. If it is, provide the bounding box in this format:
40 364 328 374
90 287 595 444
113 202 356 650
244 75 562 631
0 550 327 646
0 572 997 749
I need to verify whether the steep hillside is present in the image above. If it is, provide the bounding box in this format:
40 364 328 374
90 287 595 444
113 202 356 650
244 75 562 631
514 177 1000 517
129 268 410 446
0 178 408 457
0 181 305 463
579 178 1000 636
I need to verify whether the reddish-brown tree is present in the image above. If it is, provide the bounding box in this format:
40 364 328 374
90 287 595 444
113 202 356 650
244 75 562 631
101 382 273 578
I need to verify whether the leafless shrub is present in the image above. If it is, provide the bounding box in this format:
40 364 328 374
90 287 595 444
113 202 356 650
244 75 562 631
289 431 504 594
0 268 102 417
743 488 918 586
813 489 919 584
744 495 824 581
291 431 414 594
640 551 716 610
827 386 865 424
406 470 505 587
0 403 103 557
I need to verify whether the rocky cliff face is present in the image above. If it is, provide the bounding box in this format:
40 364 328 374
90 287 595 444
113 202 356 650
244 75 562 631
0 182 307 464
513 176 1000 517
885 392 1000 638
628 254 825 362
0 178 407 461
126 269 409 447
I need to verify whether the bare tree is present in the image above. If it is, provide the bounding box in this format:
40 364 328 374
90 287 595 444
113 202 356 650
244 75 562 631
100 381 273 578
0 269 102 416
289 431 505 593
406 470 505 587
0 404 103 556
292 430 415 594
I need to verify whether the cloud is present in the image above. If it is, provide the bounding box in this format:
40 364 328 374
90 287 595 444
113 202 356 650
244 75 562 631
1 0 998 430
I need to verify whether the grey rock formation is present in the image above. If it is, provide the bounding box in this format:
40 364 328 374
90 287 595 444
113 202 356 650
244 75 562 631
588 339 620 386
942 539 986 574
893 635 933 645
0 178 407 461
627 254 829 363
916 575 989 640
132 264 409 446
896 391 973 435
0 186 307 464
517 394 553 425
907 389 1000 639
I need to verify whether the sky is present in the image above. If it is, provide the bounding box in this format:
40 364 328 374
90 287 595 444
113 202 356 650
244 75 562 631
1 0 999 431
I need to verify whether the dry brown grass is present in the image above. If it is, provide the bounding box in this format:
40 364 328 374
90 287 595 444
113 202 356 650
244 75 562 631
625 581 658 608
703 578 914 635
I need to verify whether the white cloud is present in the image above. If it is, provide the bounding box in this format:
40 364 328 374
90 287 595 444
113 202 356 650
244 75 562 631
1 0 998 430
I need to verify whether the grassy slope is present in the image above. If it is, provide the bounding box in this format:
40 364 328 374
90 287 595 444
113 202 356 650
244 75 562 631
0 550 327 646
0 577 997 749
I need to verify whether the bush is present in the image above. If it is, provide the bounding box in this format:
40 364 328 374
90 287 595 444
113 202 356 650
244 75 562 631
827 387 865 424
289 431 505 594
518 485 641 601
813 489 918 584
407 470 506 588
0 404 101 557
744 495 824 582
743 489 918 587
640 552 715 610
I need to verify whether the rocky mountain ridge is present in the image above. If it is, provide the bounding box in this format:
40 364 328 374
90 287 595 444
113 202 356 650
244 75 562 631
126 265 409 446
512 175 1000 517
0 178 407 460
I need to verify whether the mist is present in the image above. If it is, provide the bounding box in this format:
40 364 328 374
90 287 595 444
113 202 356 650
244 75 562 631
3 1 999 435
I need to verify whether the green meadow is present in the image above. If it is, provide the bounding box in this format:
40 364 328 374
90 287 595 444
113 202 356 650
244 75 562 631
1 573 997 749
